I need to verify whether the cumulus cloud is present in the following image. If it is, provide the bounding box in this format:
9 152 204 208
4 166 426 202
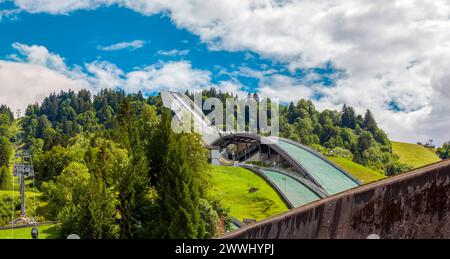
258 74 315 103
0 43 90 113
0 61 87 114
125 61 211 93
0 43 216 112
6 0 450 144
85 61 123 89
98 40 148 51
12 42 68 72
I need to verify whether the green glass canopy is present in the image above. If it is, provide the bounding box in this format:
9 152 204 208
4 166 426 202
276 140 359 195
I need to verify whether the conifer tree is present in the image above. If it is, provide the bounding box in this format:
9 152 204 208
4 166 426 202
363 109 378 134
148 108 172 186
341 104 357 129
156 133 207 239
153 111 209 239
116 98 152 238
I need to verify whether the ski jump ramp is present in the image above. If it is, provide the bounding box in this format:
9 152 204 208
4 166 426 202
161 91 360 209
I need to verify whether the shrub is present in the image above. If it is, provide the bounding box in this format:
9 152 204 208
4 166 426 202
329 147 353 160
385 161 413 176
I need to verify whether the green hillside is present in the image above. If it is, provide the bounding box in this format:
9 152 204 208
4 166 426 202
327 156 387 184
392 141 441 169
208 166 289 222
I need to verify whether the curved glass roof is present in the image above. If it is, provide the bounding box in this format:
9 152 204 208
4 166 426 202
276 140 359 195
261 169 320 207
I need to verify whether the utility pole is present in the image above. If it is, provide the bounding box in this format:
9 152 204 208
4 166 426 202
12 109 36 222
13 149 34 217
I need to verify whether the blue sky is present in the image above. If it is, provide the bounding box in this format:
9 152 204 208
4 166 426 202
1 4 335 95
0 1 449 144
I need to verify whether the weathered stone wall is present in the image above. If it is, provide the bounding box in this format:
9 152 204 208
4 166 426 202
223 160 450 239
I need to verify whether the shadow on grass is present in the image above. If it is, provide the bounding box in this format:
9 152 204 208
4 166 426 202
40 225 61 239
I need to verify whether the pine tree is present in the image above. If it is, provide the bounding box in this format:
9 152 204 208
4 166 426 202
58 177 119 239
156 133 207 239
117 144 150 239
116 98 152 238
148 108 172 186
363 109 378 134
136 91 145 102
153 111 209 239
286 102 298 124
341 104 357 129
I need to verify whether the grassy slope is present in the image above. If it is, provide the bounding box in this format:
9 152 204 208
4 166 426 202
0 224 59 239
327 156 386 184
392 141 441 168
208 165 289 221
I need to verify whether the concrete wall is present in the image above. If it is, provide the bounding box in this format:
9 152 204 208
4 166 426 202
223 160 450 239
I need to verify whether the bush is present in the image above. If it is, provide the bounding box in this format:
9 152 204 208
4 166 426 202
385 161 413 176
437 143 450 159
329 147 353 160
199 199 220 238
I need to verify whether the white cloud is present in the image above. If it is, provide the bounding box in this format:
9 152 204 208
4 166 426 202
0 43 216 112
98 40 147 51
156 49 190 57
258 75 315 103
0 43 91 113
0 61 87 113
12 0 115 14
12 42 68 72
7 0 450 144
85 61 123 89
125 61 211 93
